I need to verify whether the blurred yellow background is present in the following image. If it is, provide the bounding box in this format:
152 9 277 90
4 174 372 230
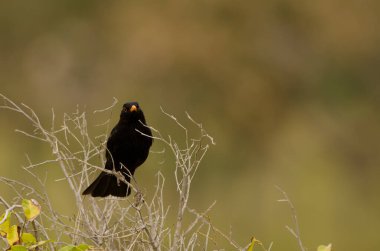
1 1 380 250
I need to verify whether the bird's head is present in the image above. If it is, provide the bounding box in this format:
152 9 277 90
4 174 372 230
120 102 146 123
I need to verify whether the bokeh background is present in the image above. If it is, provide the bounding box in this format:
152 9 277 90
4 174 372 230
1 1 380 250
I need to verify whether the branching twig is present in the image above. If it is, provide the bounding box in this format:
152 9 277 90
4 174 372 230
276 186 307 251
0 204 22 225
0 93 249 251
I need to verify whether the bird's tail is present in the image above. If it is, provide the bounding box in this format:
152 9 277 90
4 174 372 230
82 172 131 197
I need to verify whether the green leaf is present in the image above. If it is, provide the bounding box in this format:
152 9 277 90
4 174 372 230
58 245 75 251
77 244 91 250
0 213 11 237
22 199 41 221
58 244 90 251
10 245 28 251
29 239 53 249
21 232 36 245
7 225 20 246
247 237 260 251
317 244 332 251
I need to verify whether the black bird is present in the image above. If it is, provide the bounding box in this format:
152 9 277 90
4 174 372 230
82 102 153 197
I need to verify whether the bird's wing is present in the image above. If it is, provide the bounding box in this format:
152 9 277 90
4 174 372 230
105 126 121 164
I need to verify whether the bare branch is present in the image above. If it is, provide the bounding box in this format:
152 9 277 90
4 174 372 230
0 204 22 225
276 186 307 251
0 94 249 251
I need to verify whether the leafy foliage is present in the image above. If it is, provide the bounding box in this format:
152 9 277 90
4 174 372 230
0 199 54 250
318 244 332 251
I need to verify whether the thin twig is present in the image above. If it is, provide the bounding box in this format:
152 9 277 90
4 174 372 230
276 186 306 251
0 204 22 225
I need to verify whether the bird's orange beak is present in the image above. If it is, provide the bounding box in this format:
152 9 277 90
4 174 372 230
130 105 137 112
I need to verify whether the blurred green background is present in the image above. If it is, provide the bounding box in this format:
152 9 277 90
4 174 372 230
1 1 380 250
